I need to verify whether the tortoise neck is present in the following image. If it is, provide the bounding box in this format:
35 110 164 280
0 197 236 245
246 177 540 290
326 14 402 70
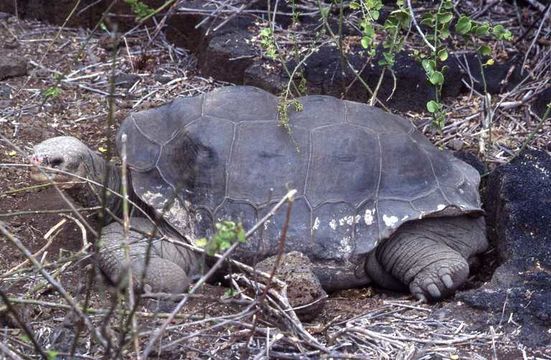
66 150 123 218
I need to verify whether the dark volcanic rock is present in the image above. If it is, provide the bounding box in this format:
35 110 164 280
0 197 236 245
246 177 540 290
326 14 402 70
198 30 257 83
532 87 551 119
0 0 168 29
244 62 286 94
451 53 523 94
458 150 551 347
113 73 141 89
0 83 12 98
0 52 28 80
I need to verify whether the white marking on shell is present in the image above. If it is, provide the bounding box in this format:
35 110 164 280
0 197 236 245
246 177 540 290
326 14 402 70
401 215 409 221
437 204 446 211
312 217 320 231
142 192 196 239
164 198 194 234
338 236 352 255
339 215 361 226
329 219 337 230
382 214 399 228
142 191 168 208
364 208 375 225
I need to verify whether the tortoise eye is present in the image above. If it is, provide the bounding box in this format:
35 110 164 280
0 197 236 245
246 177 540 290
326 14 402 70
49 157 64 168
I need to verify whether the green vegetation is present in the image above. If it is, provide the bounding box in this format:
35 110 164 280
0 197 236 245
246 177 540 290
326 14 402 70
196 221 247 256
256 0 514 129
124 0 155 21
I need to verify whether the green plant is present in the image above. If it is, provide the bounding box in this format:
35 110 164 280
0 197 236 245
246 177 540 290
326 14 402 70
379 2 410 67
455 15 513 94
278 98 304 132
350 0 384 57
412 0 513 128
196 221 246 256
43 86 62 99
259 27 278 60
124 0 155 21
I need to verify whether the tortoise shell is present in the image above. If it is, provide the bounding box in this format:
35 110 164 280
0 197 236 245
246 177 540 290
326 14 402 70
118 86 482 268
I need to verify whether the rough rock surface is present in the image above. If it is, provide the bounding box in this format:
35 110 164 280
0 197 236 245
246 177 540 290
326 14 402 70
0 0 521 112
198 29 257 83
256 251 327 322
0 0 167 29
458 150 551 347
532 87 551 119
0 52 28 80
452 53 523 94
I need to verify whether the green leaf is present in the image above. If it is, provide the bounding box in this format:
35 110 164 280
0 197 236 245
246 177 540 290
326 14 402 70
429 71 445 85
420 17 434 27
493 24 505 34
455 16 472 34
237 229 246 243
320 6 330 19
438 12 453 24
442 0 454 9
427 100 441 113
361 36 370 49
475 23 490 36
196 238 208 248
493 24 513 41
502 30 513 41
371 10 380 20
479 45 492 56
224 288 238 297
349 1 360 10
438 49 449 61
422 59 436 74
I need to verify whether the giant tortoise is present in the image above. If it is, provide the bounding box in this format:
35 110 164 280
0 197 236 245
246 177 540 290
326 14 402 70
30 86 487 302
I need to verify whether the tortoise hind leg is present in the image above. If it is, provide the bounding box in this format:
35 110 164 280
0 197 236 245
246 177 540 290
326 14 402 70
365 216 487 301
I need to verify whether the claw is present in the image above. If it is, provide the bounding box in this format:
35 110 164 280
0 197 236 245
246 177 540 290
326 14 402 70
427 283 441 298
441 274 453 289
415 292 427 302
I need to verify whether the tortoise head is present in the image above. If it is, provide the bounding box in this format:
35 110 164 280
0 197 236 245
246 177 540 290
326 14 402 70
29 136 93 187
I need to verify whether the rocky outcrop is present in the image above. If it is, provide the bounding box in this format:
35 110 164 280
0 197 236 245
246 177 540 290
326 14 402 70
0 52 27 80
458 150 551 347
0 0 524 112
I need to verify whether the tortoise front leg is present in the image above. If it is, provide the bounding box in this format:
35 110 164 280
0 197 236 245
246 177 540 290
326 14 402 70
365 216 487 301
98 218 195 295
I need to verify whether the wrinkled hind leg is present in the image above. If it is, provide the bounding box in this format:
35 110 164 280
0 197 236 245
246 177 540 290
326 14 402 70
98 218 193 294
365 216 487 301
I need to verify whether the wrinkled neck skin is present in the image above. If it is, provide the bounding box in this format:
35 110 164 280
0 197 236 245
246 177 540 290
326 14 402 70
65 150 123 221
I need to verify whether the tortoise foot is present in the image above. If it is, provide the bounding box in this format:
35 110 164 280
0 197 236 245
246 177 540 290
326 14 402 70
409 258 469 301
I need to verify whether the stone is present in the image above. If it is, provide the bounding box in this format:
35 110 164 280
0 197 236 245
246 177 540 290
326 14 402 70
198 30 257 83
0 53 28 80
0 0 167 29
0 83 12 99
243 62 286 94
450 52 523 94
113 73 141 88
458 150 551 347
532 87 551 119
256 251 327 322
